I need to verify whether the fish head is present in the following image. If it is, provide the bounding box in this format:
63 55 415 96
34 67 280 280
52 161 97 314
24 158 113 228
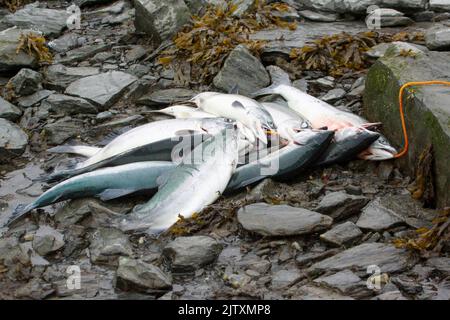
190 92 221 107
199 117 235 135
292 128 334 147
358 135 397 161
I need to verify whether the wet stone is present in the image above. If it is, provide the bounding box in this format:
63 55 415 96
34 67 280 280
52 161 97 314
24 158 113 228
295 249 340 267
115 257 172 293
43 117 84 145
0 118 28 161
308 243 415 277
0 27 37 72
45 64 100 90
8 68 43 96
43 94 98 115
425 26 450 51
356 198 404 231
213 44 270 96
315 191 369 220
237 203 333 236
16 90 54 108
271 268 304 290
313 270 373 298
65 71 137 108
320 221 363 246
32 225 65 256
162 236 223 273
0 96 22 121
2 3 69 37
89 227 133 266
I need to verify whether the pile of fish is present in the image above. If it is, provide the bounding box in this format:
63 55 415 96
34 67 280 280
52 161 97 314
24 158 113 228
6 66 397 236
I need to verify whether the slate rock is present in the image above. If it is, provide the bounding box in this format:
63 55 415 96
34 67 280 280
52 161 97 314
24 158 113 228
45 64 100 90
315 191 369 220
89 227 133 266
313 269 373 298
308 243 415 276
425 26 450 51
137 88 196 106
16 90 54 108
2 3 69 37
43 94 98 115
0 96 22 121
32 225 65 256
356 198 404 231
320 221 363 246
238 203 333 236
115 257 172 293
43 117 84 145
0 27 37 72
8 68 43 96
0 118 28 161
213 44 270 96
162 236 223 273
133 0 190 43
65 71 137 108
271 268 304 289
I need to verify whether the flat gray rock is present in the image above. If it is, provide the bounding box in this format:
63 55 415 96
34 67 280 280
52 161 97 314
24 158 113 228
0 97 22 121
356 198 404 231
308 243 415 276
322 88 346 102
65 71 137 108
45 64 100 90
138 88 196 106
298 10 340 22
0 118 28 161
2 3 69 37
320 221 363 246
213 45 270 96
271 268 304 289
56 43 111 64
425 26 450 51
133 0 190 43
313 270 373 298
115 257 172 293
43 116 84 145
366 42 426 59
315 191 369 220
0 27 37 72
32 225 65 256
89 227 133 266
238 203 333 236
43 94 98 115
162 236 223 273
300 0 426 14
430 0 450 12
16 90 54 108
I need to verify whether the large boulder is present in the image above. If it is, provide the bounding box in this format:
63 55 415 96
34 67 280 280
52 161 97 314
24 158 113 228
364 47 450 207
2 3 69 37
213 45 270 96
133 0 191 43
0 27 38 73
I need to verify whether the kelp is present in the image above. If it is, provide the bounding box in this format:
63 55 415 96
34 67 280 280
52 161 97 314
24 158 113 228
0 0 31 12
159 0 297 84
289 31 425 78
16 32 53 64
393 207 450 256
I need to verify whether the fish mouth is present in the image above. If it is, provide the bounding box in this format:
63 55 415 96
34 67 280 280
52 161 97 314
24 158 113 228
358 147 396 161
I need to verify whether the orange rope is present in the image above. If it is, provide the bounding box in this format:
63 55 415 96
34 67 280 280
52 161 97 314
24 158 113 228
395 80 450 159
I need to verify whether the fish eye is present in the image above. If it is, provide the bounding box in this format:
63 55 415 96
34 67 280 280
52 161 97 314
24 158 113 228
301 121 309 129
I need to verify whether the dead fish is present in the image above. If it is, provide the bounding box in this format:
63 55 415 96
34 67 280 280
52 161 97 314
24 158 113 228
191 92 276 144
119 127 240 236
7 161 176 227
44 118 231 182
226 129 334 191
253 66 396 160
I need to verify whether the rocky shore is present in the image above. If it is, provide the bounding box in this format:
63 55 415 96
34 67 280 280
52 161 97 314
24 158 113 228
0 0 449 300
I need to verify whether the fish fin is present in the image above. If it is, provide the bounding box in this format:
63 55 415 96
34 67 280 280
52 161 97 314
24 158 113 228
251 65 291 98
361 122 383 130
229 84 240 95
47 145 101 158
231 101 246 109
98 189 138 201
6 204 35 226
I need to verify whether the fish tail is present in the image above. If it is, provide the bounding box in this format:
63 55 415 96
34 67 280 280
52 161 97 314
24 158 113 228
252 65 292 98
7 203 35 226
